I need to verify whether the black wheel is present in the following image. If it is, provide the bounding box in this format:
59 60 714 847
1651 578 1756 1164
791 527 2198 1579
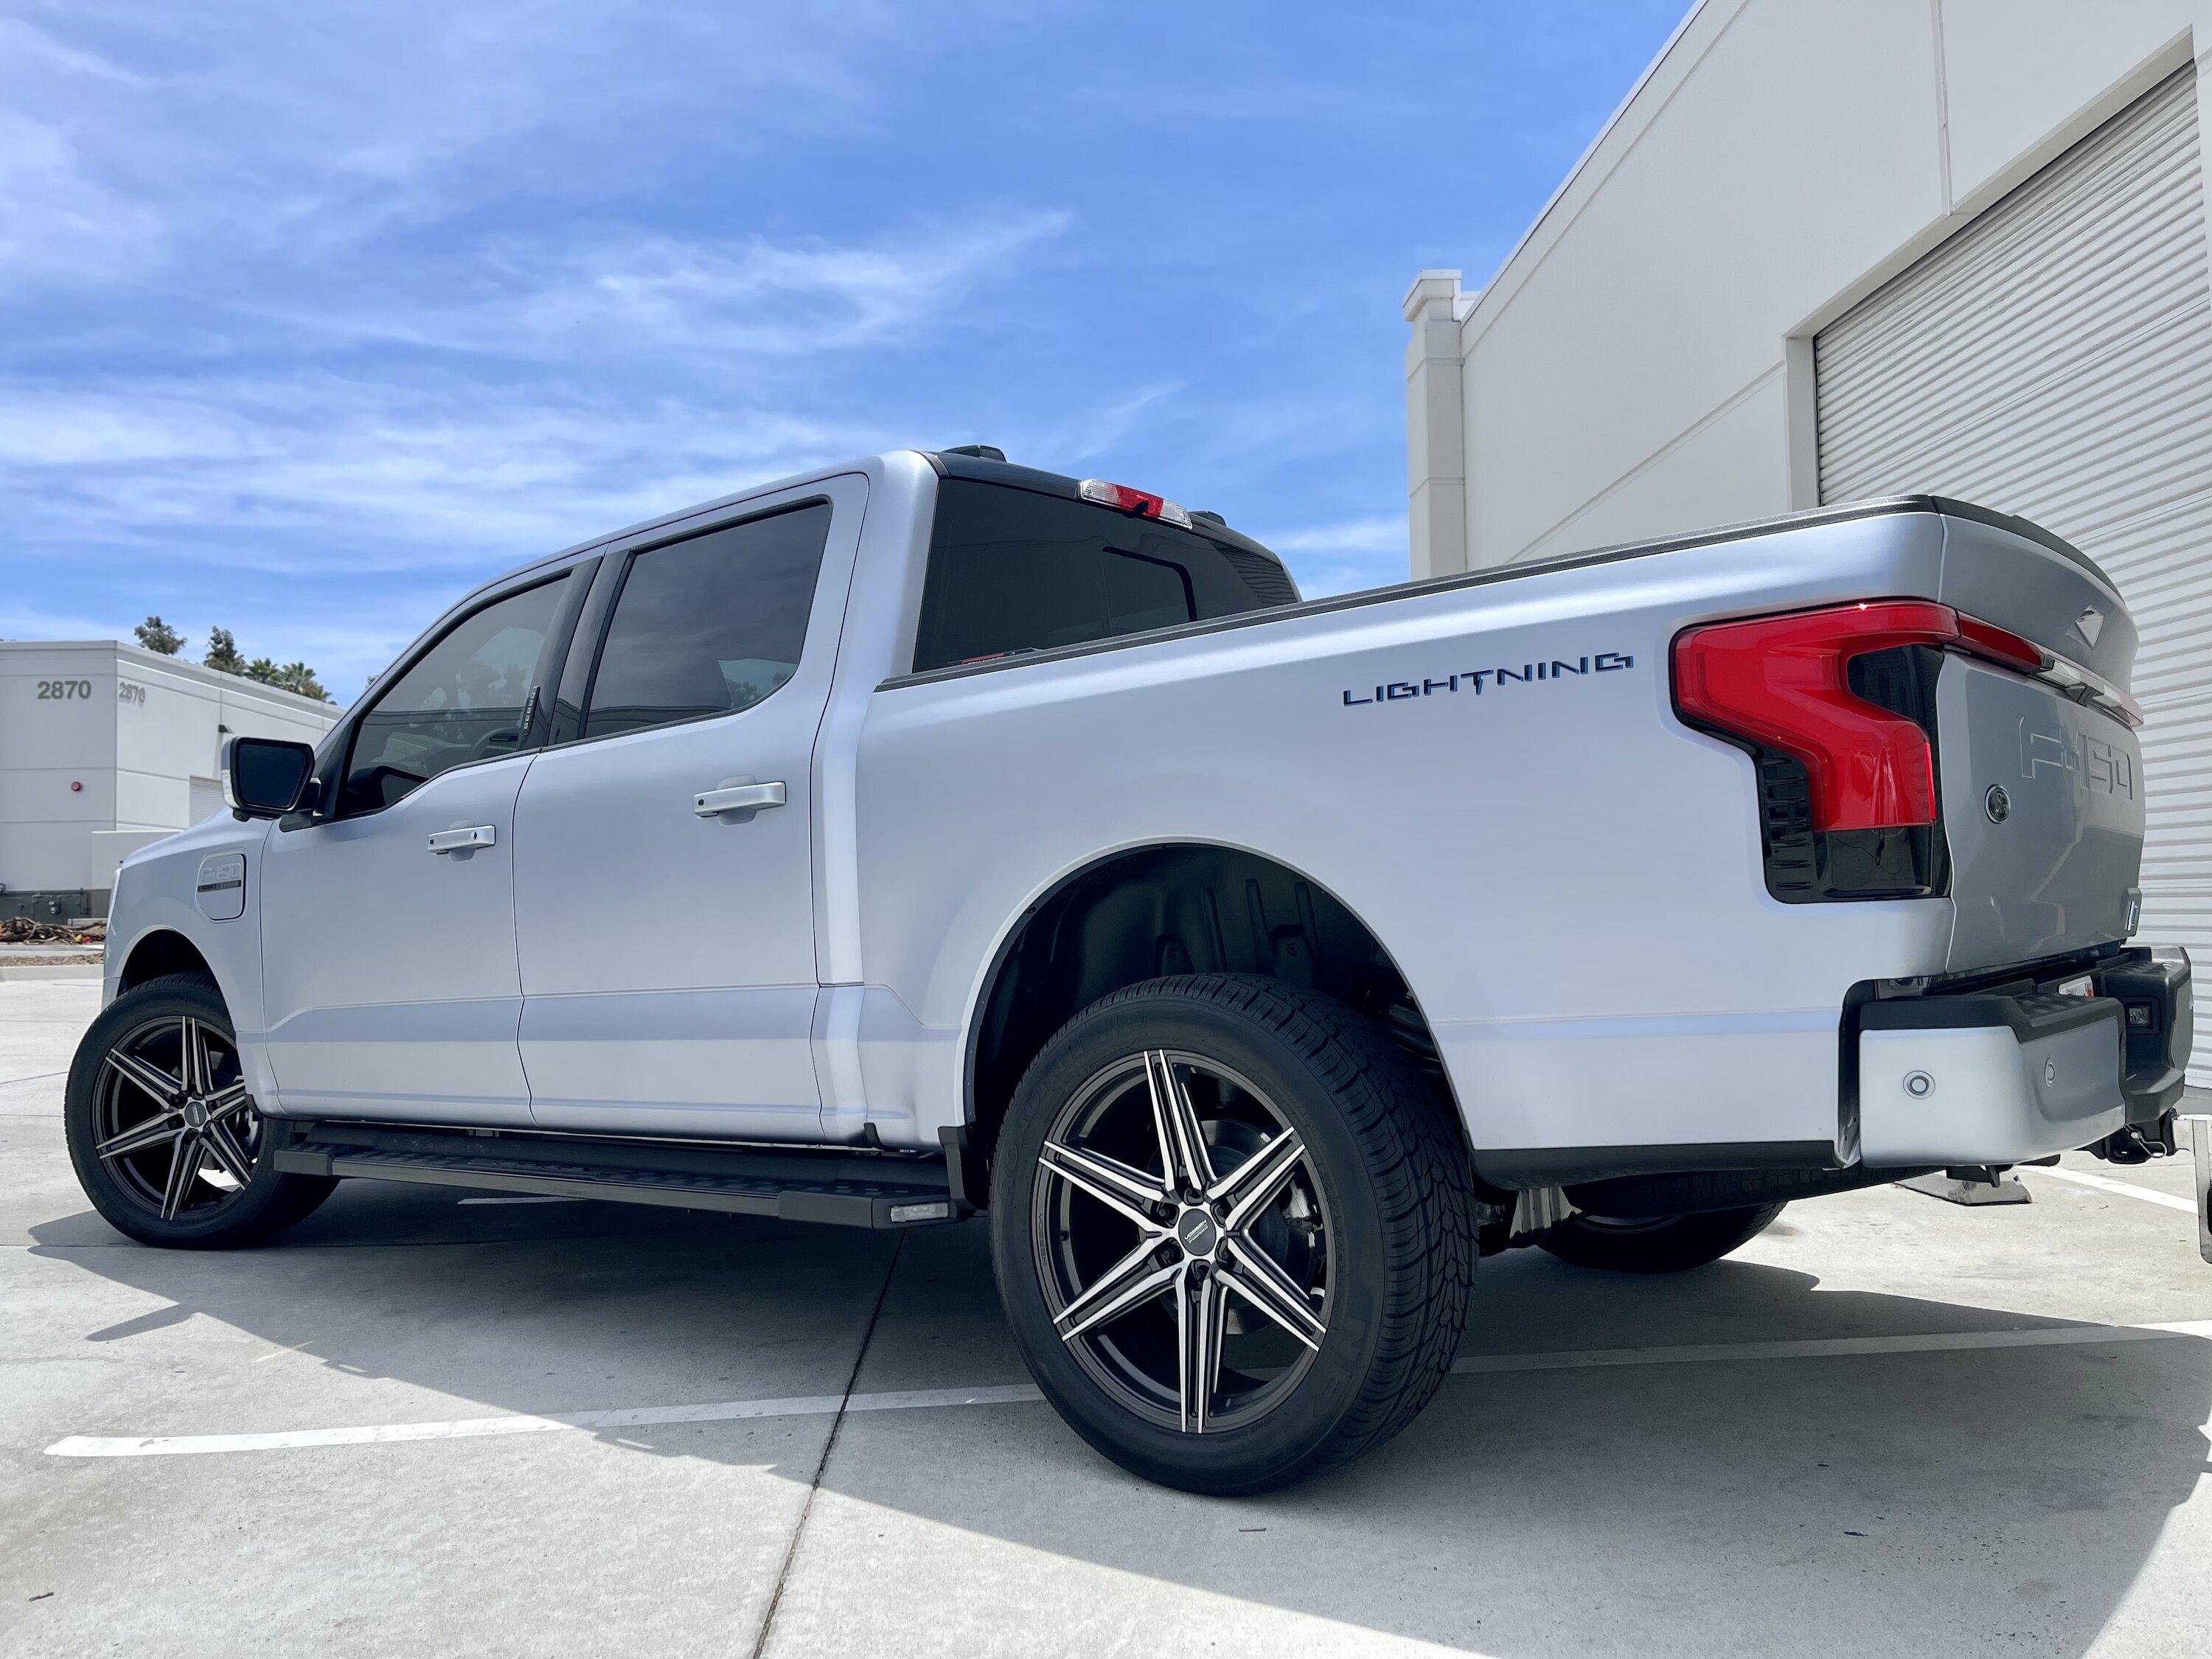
990 975 1474 1495
65 973 337 1248
1537 1203 1785 1273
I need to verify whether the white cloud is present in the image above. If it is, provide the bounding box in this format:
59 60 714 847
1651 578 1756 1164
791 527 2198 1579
2 0 1447 692
1250 515 1411 599
323 213 1077 362
0 373 891 568
0 17 149 85
0 1 971 293
0 597 125 643
0 183 1074 574
0 111 166 288
1261 514 1408 557
1023 383 1186 469
0 359 901 694
0 592 400 696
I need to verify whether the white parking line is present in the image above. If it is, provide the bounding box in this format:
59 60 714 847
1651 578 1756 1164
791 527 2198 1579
1450 1318 2212 1372
2028 1164 2199 1214
46 1320 2212 1461
46 1384 1046 1458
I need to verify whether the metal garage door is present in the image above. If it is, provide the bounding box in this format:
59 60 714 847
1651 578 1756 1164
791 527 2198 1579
1815 65 2212 1082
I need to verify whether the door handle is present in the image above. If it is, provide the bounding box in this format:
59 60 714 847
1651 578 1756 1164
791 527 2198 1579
427 825 497 853
693 782 787 818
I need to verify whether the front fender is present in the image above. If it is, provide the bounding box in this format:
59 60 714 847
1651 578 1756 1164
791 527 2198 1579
104 816 277 1104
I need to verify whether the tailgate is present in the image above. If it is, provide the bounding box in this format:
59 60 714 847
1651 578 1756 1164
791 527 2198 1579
1935 509 2145 972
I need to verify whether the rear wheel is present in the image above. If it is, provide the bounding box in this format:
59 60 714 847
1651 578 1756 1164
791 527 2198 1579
65 973 336 1248
1537 1203 1785 1273
991 975 1474 1495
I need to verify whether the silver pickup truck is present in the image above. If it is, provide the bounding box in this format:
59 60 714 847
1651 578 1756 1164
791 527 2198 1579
69 446 2199 1492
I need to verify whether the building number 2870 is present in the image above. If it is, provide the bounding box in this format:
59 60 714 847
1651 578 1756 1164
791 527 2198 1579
34 679 145 703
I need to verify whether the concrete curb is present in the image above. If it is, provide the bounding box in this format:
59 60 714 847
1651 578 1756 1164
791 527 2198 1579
0 964 104 982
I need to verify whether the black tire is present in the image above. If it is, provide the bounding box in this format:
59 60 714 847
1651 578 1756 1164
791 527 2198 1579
65 973 337 1249
1536 1203 1785 1273
990 974 1475 1495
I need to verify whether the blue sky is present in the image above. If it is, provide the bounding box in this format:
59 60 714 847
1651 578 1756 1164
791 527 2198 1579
1 0 1683 700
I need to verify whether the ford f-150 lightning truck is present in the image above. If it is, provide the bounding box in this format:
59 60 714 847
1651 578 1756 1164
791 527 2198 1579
68 446 2198 1492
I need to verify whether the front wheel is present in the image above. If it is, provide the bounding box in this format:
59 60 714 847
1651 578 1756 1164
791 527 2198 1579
1537 1203 1785 1273
65 973 337 1248
990 975 1475 1495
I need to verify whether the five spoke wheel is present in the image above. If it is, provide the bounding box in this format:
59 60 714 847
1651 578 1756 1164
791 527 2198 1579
94 1015 261 1221
1033 1049 1330 1434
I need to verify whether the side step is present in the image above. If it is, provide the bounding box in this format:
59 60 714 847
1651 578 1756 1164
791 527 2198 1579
272 1122 967 1229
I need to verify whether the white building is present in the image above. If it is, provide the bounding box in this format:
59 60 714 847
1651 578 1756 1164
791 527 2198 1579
0 641 341 919
1405 0 2212 1076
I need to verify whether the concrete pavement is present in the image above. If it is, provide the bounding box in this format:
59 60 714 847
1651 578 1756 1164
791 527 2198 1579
3 978 2208 1658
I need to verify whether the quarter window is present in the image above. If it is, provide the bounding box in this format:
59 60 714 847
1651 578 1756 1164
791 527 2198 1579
338 575 569 815
583 503 830 740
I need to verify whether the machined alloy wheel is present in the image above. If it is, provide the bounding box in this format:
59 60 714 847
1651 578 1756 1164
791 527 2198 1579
93 1012 262 1222
992 975 1475 1494
66 973 336 1248
1034 1048 1332 1434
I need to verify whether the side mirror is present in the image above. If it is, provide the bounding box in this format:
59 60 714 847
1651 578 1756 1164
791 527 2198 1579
222 736 319 819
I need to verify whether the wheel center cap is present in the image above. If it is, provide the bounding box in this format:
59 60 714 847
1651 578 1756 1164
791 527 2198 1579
183 1100 207 1130
1175 1208 1219 1257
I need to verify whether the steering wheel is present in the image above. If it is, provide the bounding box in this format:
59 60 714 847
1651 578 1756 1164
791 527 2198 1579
467 726 523 764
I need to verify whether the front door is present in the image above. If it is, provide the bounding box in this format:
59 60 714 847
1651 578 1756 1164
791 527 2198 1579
259 569 580 1124
512 480 860 1140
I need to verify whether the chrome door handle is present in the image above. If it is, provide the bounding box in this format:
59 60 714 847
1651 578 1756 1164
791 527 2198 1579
427 825 497 853
693 782 787 818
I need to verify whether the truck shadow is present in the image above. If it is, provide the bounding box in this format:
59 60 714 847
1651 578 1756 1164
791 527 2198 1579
28 1186 2212 1658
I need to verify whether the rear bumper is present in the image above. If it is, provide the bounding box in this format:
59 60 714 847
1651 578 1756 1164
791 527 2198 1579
1857 947 2191 1166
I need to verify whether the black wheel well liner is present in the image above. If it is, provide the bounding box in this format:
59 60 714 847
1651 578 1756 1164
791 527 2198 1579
959 844 1461 1164
116 929 215 994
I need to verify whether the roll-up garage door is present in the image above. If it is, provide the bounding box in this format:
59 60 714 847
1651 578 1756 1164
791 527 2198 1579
1815 65 2212 1082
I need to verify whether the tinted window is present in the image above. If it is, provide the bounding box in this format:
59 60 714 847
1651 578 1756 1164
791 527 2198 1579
584 502 830 740
912 480 1298 674
339 574 569 815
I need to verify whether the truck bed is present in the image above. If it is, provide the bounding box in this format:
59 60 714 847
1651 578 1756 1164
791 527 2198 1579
856 492 2143 1174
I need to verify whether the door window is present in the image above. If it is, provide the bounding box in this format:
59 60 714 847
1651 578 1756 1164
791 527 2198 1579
337 574 570 815
582 502 831 740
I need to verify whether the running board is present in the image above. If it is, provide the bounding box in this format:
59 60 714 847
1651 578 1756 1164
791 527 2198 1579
271 1123 965 1229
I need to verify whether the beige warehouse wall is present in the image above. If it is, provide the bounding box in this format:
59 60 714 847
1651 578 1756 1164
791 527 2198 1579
1418 0 2212 574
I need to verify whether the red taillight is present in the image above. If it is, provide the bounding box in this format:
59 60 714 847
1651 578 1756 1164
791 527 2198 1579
1674 600 1953 830
1675 596 2141 832
1954 614 2044 674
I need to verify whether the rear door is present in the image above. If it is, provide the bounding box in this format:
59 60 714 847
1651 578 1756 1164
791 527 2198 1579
511 477 863 1140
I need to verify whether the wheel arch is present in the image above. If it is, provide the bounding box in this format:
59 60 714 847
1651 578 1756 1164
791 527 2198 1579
114 928 218 995
957 840 1467 1171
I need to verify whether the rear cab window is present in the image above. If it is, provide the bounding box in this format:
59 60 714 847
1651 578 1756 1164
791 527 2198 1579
911 479 1298 675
